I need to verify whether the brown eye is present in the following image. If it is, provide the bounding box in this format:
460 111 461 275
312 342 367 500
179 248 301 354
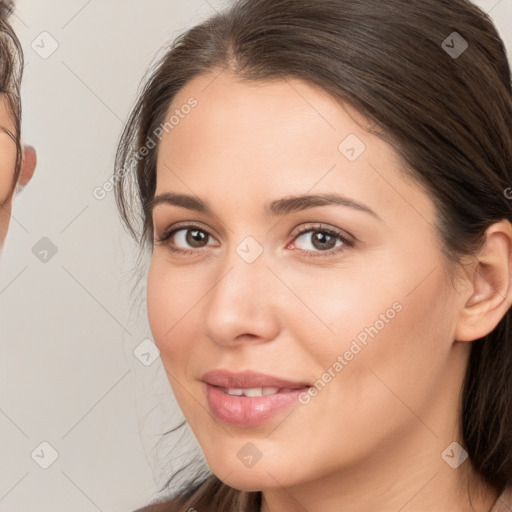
182 228 209 248
309 231 338 251
155 224 217 255
291 224 354 258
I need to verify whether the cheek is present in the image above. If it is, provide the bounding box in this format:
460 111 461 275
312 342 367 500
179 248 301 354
289 249 453 409
147 259 207 371
273 254 409 360
319 268 453 432
147 262 184 359
282 274 454 471
0 139 17 200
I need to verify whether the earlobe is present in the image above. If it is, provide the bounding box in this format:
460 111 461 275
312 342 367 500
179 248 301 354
454 220 512 342
17 144 36 189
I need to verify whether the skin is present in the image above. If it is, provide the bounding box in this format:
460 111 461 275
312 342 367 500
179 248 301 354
0 96 36 249
147 69 511 512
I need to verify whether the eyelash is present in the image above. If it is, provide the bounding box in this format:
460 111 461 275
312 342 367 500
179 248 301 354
154 222 355 258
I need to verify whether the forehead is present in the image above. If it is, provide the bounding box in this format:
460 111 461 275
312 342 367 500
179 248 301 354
155 70 435 227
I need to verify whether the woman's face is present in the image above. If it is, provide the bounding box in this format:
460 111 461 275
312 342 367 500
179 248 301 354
147 70 470 492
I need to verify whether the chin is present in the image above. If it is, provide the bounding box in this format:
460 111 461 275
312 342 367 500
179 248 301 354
204 454 300 492
214 469 281 492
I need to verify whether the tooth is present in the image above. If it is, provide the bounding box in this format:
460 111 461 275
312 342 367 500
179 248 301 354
225 388 244 396
224 387 282 397
243 388 264 397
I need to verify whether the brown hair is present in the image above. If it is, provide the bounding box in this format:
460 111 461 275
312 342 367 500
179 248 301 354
115 0 512 510
0 0 22 206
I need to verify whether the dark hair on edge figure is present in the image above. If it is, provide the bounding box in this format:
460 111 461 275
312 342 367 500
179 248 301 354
0 0 23 205
114 1 512 510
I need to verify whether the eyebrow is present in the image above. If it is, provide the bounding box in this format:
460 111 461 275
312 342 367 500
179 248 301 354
146 191 381 221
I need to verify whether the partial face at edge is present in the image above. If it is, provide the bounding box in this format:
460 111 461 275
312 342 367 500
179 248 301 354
146 70 469 491
0 95 18 247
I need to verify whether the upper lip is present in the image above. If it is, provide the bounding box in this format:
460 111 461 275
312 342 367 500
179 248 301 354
201 369 310 389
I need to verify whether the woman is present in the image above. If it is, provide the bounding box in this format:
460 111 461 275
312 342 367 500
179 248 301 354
115 0 512 510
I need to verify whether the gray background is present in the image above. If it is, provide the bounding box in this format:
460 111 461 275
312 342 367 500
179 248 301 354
0 1 511 511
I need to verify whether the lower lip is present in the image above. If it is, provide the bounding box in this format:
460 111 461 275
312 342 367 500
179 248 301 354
204 383 309 427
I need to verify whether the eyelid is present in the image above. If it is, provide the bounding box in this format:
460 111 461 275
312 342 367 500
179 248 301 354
286 223 355 258
289 222 354 244
155 221 355 257
155 221 218 243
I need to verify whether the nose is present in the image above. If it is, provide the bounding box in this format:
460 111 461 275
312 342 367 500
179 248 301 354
203 245 282 347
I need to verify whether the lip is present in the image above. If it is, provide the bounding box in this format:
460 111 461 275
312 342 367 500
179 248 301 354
201 369 311 427
201 369 310 389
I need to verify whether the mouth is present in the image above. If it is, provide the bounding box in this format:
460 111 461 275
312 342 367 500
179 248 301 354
203 382 312 427
200 369 312 426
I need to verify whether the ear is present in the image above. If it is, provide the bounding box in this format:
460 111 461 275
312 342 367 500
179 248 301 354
17 144 36 188
454 220 512 342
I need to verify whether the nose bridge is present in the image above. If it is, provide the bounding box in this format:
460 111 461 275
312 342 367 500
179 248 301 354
203 235 280 344
217 230 270 295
